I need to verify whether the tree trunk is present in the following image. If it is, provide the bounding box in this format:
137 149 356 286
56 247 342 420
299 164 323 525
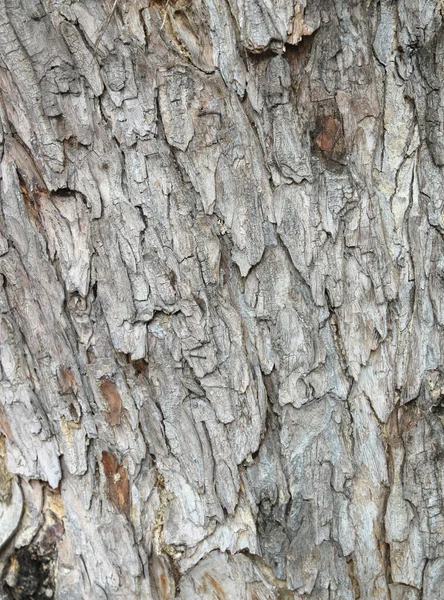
0 0 443 598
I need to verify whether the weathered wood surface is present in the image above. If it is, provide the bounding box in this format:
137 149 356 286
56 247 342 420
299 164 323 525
0 0 444 598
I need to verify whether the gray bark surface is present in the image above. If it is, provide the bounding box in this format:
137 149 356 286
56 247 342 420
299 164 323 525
0 0 443 598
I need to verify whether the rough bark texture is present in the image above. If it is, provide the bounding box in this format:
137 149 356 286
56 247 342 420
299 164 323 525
0 0 444 598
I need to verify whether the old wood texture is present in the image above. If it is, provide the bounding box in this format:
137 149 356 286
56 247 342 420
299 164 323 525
0 0 443 598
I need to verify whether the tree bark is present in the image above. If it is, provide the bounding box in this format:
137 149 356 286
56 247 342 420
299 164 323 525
0 0 443 598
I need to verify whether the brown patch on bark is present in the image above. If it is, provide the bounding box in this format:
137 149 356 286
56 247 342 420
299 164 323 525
57 367 78 395
99 378 122 426
101 451 130 514
310 100 347 165
159 573 168 599
203 573 226 599
315 115 342 152
132 358 147 377
5 136 48 231
150 553 177 600
18 174 44 231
